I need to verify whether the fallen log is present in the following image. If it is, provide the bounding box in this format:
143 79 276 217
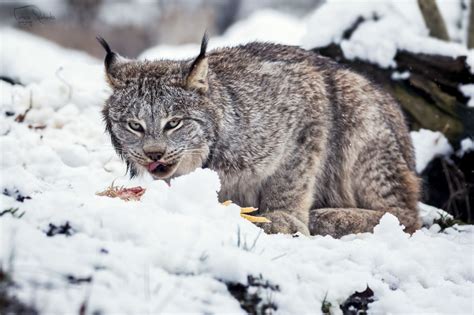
313 44 474 144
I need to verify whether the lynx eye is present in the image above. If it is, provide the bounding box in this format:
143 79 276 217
128 121 144 132
164 118 182 130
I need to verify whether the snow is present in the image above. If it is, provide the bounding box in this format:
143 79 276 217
418 202 453 227
460 84 474 107
458 137 474 157
410 129 453 173
0 28 98 85
391 70 410 80
302 0 473 70
301 0 387 49
437 0 471 45
1 7 474 314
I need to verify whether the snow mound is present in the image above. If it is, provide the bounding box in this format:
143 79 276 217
0 28 99 84
460 84 474 107
411 129 452 173
459 137 474 156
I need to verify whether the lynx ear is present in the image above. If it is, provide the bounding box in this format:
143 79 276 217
186 33 209 93
96 36 130 89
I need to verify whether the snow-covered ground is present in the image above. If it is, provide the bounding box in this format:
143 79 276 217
1 1 473 314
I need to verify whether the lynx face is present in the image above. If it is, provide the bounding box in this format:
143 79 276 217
104 85 212 180
99 35 214 180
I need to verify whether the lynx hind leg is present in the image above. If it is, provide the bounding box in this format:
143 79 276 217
310 140 420 238
309 205 419 238
353 140 421 233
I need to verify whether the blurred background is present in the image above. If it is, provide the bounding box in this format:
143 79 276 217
0 0 323 58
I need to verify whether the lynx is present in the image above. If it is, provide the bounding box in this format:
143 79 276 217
98 34 420 237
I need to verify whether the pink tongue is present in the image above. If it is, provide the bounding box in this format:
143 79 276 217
148 161 161 172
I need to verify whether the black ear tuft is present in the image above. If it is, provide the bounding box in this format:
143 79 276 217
96 35 129 88
186 32 209 93
96 36 116 70
199 31 209 58
96 36 111 54
190 31 208 72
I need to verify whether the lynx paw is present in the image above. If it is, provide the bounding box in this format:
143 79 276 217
258 211 310 236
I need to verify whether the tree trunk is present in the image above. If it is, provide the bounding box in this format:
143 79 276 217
417 0 450 41
468 0 474 48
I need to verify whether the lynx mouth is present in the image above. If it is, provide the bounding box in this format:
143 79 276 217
147 161 178 179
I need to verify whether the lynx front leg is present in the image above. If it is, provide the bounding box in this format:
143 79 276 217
255 123 324 235
257 162 318 236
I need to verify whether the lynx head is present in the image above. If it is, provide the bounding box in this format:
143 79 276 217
98 34 218 180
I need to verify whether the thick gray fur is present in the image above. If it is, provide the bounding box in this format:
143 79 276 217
99 35 420 237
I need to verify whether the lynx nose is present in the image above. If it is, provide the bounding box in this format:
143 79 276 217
143 145 166 161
